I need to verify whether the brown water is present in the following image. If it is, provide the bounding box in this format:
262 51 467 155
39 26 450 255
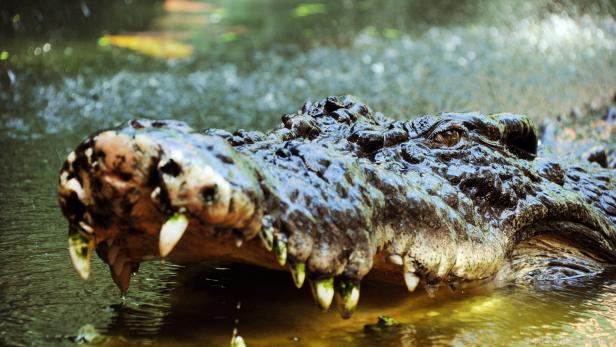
1 1 616 346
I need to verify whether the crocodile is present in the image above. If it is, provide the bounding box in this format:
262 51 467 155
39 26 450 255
58 95 616 319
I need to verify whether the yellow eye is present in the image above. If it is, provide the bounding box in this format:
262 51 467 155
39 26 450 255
433 130 461 147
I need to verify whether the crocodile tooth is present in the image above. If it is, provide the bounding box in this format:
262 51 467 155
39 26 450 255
107 244 120 265
274 237 287 266
388 254 403 265
68 225 95 280
230 335 247 347
235 237 243 248
290 262 306 288
113 253 125 278
110 261 132 294
78 221 94 234
159 213 189 257
403 272 420 292
334 279 360 319
259 226 274 251
309 278 335 311
150 186 161 200
424 283 439 298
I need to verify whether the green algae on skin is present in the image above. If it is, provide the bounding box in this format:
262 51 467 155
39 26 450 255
290 262 306 288
259 226 274 251
67 225 94 280
274 236 288 266
310 278 335 311
335 279 361 319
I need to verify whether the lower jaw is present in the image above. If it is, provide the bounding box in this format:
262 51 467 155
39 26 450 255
494 232 607 285
100 224 609 298
103 227 499 294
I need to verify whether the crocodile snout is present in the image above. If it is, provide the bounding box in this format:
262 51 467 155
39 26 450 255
58 119 266 289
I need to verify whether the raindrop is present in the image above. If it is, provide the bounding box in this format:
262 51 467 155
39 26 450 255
371 63 385 75
7 69 15 84
81 2 91 17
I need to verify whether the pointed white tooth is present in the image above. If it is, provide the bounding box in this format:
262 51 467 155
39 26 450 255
334 279 360 319
68 227 94 280
388 254 403 265
159 213 189 257
290 263 306 288
403 272 420 293
310 278 335 311
108 245 120 265
230 335 247 347
78 221 94 234
235 237 243 248
150 186 161 200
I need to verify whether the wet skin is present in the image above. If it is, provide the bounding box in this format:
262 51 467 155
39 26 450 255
58 96 616 318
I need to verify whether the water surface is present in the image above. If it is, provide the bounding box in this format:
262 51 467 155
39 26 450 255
1 1 615 346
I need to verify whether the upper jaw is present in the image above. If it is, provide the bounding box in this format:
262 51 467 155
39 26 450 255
58 113 615 318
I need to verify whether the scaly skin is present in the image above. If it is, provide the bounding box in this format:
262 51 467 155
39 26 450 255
58 96 616 318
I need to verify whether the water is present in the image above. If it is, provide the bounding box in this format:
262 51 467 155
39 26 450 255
1 1 615 345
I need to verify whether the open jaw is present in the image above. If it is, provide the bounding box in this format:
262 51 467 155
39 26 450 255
58 96 616 319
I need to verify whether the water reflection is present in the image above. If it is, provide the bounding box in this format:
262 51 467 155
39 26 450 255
98 265 616 346
98 35 194 59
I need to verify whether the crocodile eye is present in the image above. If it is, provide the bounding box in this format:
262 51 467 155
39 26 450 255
433 129 461 147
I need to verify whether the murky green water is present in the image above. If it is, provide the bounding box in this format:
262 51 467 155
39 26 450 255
1 1 616 346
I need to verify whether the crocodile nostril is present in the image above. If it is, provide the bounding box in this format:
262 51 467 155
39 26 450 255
130 120 144 129
160 159 182 177
201 185 218 204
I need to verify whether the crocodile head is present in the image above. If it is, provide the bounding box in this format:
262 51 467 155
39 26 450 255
58 96 616 318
